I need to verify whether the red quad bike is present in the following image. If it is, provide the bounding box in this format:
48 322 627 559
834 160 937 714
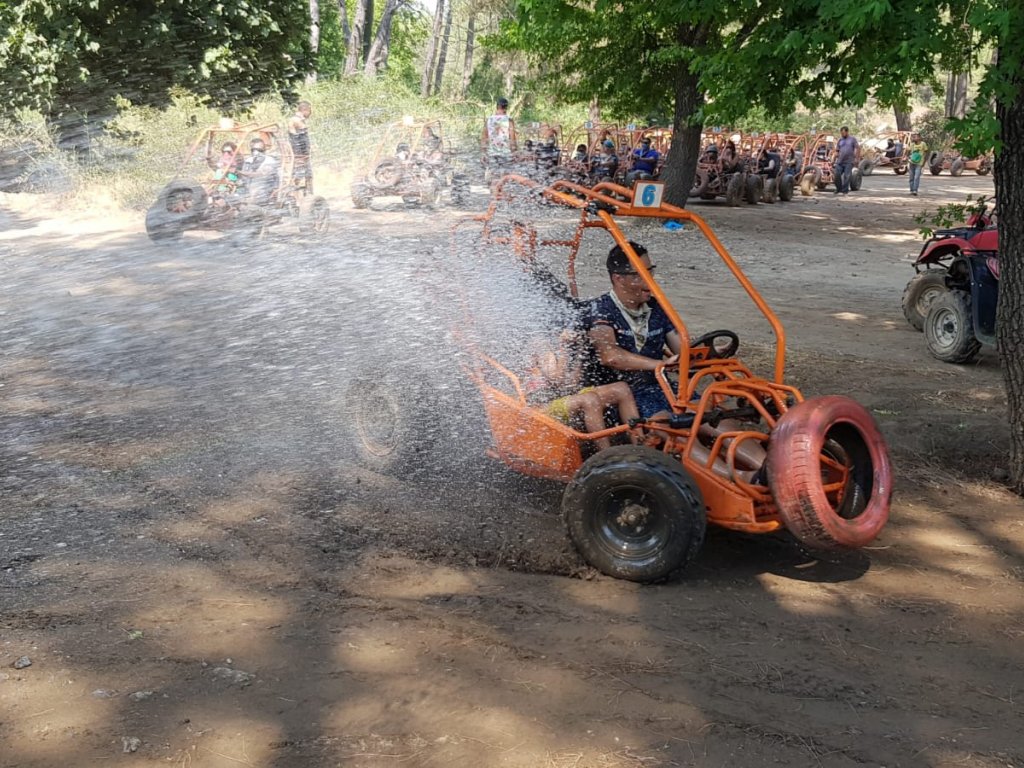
902 200 997 335
398 175 893 582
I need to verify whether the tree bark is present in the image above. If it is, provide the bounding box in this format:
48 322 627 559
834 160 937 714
996 82 1024 493
945 71 969 118
459 13 475 99
894 104 912 131
307 0 321 83
338 0 351 55
345 0 367 74
660 64 703 208
421 0 445 96
364 0 405 76
432 0 454 96
362 0 375 63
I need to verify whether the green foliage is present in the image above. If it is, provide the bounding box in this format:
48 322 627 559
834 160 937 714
317 0 349 77
383 6 431 89
913 194 994 239
0 0 312 130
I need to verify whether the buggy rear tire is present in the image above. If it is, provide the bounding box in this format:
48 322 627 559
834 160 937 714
563 446 706 583
745 173 763 204
799 171 816 196
894 164 908 175
762 177 777 203
924 290 982 364
145 207 186 242
901 270 948 331
950 158 965 177
298 195 330 235
777 174 794 202
146 178 206 242
859 159 874 176
767 396 892 550
345 372 437 475
725 173 744 206
849 167 863 191
976 160 991 176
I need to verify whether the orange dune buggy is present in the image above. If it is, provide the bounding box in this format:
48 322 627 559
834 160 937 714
348 176 892 582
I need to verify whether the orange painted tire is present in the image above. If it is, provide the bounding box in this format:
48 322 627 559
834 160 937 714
767 396 892 549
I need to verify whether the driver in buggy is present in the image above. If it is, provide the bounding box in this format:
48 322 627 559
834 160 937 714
236 136 281 206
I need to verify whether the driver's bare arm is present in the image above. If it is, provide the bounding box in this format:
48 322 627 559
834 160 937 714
590 325 677 371
666 330 681 355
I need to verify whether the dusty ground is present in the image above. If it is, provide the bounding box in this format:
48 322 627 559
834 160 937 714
2 169 1023 768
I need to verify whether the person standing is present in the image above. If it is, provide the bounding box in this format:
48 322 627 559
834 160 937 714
907 132 928 196
834 126 860 194
480 97 518 180
288 100 313 194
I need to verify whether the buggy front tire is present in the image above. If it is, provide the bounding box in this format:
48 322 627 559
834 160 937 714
563 446 706 583
745 173 763 204
859 159 874 176
849 167 863 191
725 173 745 206
777 174 794 202
767 396 892 550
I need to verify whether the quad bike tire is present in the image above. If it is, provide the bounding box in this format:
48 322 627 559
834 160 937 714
689 168 710 198
859 159 874 176
924 290 982 364
777 174 794 202
298 195 330 235
369 159 404 189
901 270 948 331
345 371 438 475
562 446 706 583
745 173 763 204
145 178 206 242
950 158 965 177
725 173 745 206
761 177 777 204
351 182 372 209
767 396 892 550
849 167 863 191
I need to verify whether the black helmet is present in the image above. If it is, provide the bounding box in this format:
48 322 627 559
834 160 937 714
497 97 509 109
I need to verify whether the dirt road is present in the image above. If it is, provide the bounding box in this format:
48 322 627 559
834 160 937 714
2 170 1023 768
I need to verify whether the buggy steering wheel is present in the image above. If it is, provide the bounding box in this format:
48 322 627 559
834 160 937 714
691 330 740 359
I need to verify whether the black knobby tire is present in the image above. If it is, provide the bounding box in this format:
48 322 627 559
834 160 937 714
146 178 206 242
901 270 948 331
950 158 965 177
762 177 777 204
346 372 437 475
777 174 794 202
924 290 982 364
725 173 744 206
928 153 943 175
745 173 763 204
298 195 330 235
894 164 908 175
351 182 372 209
849 167 863 191
562 446 706 583
799 170 818 196
859 159 874 176
976 160 991 176
370 159 403 189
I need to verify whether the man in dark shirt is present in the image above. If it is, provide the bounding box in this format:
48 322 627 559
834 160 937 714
625 136 660 185
586 242 681 420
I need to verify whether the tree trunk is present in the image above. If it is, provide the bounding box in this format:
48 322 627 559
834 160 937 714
945 71 969 118
996 83 1024 493
894 104 912 131
589 96 600 124
362 0 375 62
660 65 703 208
307 0 321 83
345 0 367 74
432 0 454 96
338 0 351 56
459 13 475 99
421 0 445 96
364 0 405 76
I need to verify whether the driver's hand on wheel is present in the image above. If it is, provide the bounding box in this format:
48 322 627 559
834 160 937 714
660 354 680 367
